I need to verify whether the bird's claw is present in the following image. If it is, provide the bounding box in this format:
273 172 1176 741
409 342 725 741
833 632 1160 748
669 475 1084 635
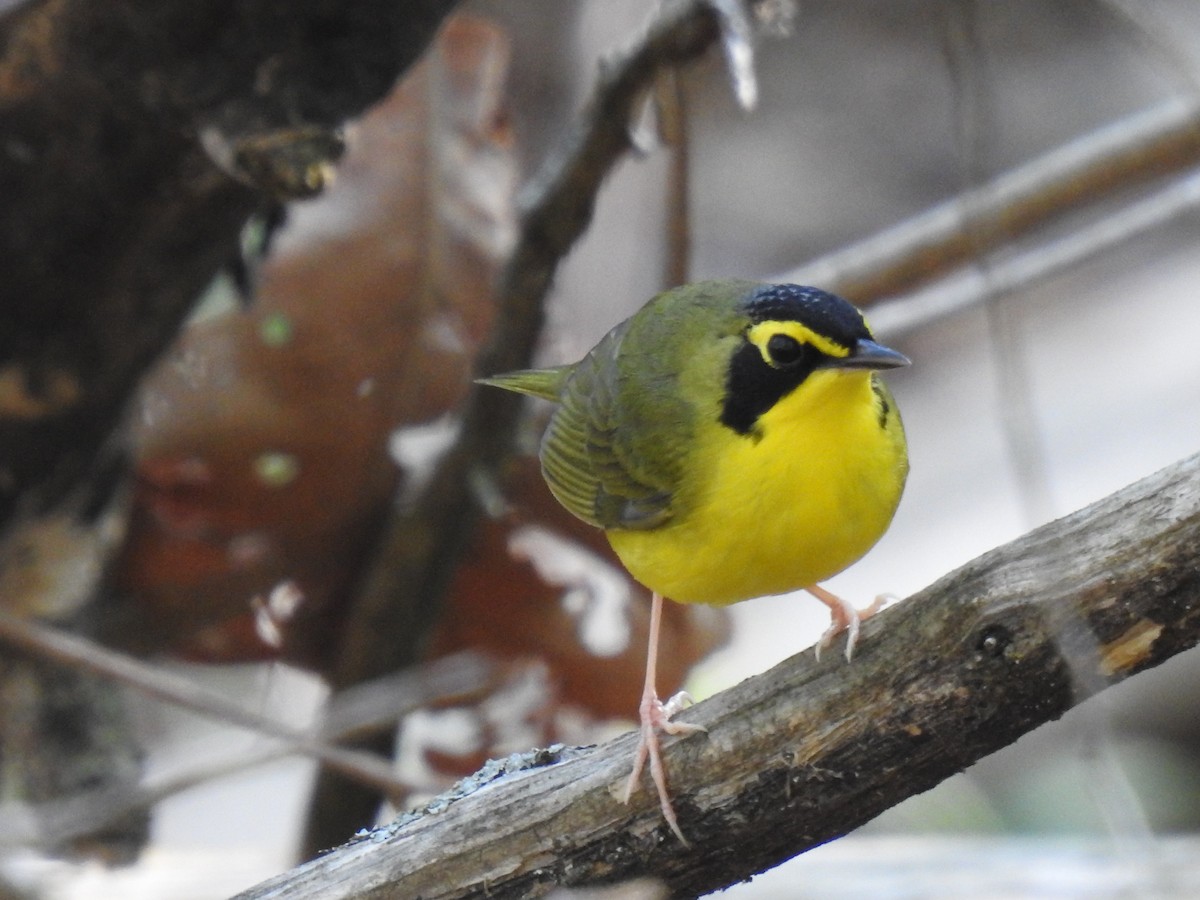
659 690 706 729
623 691 706 846
809 587 891 662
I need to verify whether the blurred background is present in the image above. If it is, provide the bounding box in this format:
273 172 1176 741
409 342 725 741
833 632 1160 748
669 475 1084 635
4 0 1200 897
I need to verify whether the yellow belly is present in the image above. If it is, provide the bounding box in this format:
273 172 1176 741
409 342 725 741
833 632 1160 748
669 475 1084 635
606 371 906 605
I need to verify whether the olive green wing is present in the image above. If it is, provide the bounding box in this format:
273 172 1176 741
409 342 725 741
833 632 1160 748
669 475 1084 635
483 280 749 532
479 349 666 528
539 321 686 531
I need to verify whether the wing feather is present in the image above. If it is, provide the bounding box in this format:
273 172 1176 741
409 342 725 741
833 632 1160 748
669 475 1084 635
540 320 680 530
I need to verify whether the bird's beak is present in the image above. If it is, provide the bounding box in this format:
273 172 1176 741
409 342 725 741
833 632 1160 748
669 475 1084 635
821 338 910 371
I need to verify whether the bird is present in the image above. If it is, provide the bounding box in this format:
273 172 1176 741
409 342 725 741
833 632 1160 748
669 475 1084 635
479 279 909 844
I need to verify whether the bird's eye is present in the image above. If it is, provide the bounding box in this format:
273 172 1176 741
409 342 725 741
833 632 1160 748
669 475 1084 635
766 333 804 367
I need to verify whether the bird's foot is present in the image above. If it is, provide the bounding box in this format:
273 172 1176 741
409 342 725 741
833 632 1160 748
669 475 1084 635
807 585 893 662
622 689 706 846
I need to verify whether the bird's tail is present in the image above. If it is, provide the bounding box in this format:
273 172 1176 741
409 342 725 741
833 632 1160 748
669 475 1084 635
475 365 572 401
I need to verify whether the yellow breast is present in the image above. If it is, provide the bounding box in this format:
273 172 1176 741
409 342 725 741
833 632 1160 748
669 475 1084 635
606 370 907 605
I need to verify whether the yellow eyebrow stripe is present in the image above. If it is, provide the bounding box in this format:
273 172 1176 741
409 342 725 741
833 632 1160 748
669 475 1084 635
747 320 850 362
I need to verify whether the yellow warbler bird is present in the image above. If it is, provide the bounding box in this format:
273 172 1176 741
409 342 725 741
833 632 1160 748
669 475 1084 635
480 279 909 842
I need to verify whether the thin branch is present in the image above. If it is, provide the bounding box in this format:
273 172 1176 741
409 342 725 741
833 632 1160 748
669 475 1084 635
658 68 693 287
237 450 1200 899
1097 0 1200 92
0 610 493 798
868 165 1200 341
0 649 494 851
776 97 1200 302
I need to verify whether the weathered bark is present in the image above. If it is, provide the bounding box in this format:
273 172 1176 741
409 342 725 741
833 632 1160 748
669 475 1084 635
0 0 458 532
237 451 1200 898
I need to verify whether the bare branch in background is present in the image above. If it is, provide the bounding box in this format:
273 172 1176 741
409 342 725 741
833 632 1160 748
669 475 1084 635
0 606 495 849
778 98 1200 304
0 611 493 800
658 69 694 287
1097 0 1200 91
869 166 1200 341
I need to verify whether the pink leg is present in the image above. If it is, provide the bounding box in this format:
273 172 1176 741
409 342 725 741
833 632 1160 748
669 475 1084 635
622 591 706 845
806 585 889 662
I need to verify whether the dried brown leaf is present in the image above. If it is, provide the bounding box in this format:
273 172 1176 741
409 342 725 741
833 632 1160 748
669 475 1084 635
112 15 517 663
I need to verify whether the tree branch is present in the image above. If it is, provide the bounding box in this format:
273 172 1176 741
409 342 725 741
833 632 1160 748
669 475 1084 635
0 608 493 798
0 640 493 851
868 165 1200 342
779 97 1200 303
238 450 1200 899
